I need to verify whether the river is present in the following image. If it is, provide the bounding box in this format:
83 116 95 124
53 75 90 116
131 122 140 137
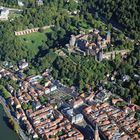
0 104 20 140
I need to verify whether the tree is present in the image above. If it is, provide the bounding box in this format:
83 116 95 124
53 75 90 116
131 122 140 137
0 85 11 99
27 69 37 76
39 96 47 104
8 117 19 133
38 28 44 33
22 103 28 110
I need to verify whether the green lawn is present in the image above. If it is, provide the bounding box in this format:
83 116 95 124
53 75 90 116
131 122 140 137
9 12 22 19
18 28 52 54
0 85 11 99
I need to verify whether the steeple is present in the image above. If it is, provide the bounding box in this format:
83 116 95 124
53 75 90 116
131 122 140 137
95 123 100 140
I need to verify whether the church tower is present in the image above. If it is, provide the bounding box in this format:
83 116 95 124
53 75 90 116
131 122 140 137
95 123 100 140
97 48 103 62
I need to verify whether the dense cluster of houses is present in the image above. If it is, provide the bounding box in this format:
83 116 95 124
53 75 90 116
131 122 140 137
0 60 140 140
13 80 83 139
9 96 84 139
0 68 11 78
83 101 140 140
26 105 84 140
0 64 85 139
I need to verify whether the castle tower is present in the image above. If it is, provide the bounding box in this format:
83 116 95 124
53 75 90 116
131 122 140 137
14 90 17 97
95 123 100 140
97 49 103 62
106 31 111 43
69 35 76 47
128 95 131 104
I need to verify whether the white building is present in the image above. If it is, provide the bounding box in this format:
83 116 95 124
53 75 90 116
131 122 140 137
71 114 83 124
66 108 84 124
18 60 29 69
50 85 57 92
0 9 9 20
18 1 24 7
45 88 50 94
45 85 57 94
33 133 39 139
37 0 44 6
29 75 42 83
19 62 28 69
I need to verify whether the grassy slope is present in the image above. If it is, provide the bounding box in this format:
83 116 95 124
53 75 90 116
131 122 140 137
17 28 52 55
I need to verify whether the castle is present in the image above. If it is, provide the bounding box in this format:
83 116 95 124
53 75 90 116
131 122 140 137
68 29 111 61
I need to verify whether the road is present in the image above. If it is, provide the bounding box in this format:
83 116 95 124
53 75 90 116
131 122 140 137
0 6 23 12
74 123 94 140
0 6 22 12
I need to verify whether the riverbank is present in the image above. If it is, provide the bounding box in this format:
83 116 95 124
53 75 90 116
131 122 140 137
0 97 29 140
0 104 20 140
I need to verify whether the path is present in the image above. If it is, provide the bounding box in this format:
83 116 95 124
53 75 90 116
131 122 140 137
0 6 22 12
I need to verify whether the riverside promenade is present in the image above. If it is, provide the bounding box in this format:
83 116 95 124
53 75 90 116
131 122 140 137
0 96 29 140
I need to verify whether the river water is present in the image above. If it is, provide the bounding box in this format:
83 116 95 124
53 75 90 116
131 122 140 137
0 104 20 140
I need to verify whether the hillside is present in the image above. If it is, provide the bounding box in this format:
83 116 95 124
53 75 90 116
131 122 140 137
84 0 140 39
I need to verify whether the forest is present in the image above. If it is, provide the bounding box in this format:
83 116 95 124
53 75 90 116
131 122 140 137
83 0 140 39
